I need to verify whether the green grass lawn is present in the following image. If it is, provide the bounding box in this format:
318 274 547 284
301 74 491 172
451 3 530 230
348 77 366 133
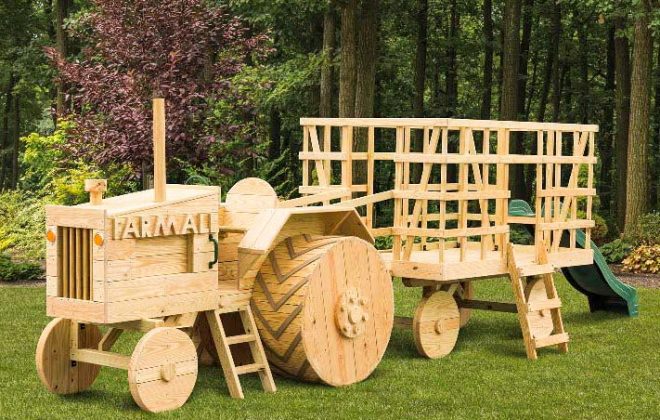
1 277 658 419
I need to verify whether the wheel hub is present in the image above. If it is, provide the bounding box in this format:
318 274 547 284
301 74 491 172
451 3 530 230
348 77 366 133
335 288 369 339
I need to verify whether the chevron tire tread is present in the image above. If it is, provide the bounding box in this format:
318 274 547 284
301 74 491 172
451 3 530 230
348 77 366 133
251 234 393 386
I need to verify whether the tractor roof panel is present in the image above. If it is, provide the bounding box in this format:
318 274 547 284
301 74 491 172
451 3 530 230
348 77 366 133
75 184 220 216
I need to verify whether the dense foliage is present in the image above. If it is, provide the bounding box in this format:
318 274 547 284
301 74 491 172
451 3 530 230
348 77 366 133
47 0 269 173
600 239 633 263
1 0 660 279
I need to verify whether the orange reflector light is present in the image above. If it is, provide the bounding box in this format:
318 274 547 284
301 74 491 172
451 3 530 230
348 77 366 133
46 230 56 243
94 233 104 247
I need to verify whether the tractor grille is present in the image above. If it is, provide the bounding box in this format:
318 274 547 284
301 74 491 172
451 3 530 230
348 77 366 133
58 227 93 300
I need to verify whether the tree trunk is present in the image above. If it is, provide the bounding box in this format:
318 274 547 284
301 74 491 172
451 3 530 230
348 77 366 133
338 0 358 118
514 0 533 201
537 0 561 122
516 0 534 119
445 0 459 116
576 20 590 124
600 26 615 215
614 16 631 230
500 0 523 198
354 0 378 184
651 39 660 210
624 0 653 234
55 0 70 117
320 6 336 118
11 95 19 189
0 74 15 191
413 0 428 121
269 108 282 159
551 61 566 122
481 0 494 119
355 0 378 119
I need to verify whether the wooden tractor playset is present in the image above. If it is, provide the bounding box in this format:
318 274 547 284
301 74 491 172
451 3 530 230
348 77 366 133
36 100 638 413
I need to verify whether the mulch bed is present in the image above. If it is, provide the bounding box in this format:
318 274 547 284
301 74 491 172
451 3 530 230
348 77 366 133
0 279 46 288
610 265 660 289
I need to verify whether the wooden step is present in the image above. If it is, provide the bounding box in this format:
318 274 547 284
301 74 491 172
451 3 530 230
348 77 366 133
534 333 569 349
225 333 256 345
235 363 265 375
517 263 555 277
527 298 562 312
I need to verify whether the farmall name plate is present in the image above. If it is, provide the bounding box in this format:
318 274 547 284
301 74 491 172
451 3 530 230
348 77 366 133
112 213 214 240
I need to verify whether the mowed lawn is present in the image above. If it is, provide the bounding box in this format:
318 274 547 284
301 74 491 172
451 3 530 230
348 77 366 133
1 277 659 419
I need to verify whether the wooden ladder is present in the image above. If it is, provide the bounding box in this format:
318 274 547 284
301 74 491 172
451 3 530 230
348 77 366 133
507 243 569 360
205 305 276 398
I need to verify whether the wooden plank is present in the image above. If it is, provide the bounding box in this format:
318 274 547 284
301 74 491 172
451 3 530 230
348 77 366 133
72 349 130 370
298 117 599 132
46 206 106 230
534 333 569 349
456 299 518 313
528 297 562 313
46 297 105 323
105 290 218 323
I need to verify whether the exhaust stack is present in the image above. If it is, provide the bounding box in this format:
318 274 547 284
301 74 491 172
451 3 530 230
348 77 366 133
152 98 166 202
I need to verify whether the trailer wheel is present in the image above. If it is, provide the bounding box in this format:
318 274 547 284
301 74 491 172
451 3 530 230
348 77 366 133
36 318 101 394
128 327 198 413
525 277 554 339
439 281 473 327
413 290 460 358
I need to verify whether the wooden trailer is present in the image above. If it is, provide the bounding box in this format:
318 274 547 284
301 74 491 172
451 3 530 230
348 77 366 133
295 117 597 360
36 100 394 413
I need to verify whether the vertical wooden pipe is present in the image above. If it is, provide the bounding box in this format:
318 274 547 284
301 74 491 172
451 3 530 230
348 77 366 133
153 98 166 202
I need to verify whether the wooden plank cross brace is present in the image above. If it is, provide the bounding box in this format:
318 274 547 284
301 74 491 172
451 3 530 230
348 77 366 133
506 243 569 360
205 305 276 398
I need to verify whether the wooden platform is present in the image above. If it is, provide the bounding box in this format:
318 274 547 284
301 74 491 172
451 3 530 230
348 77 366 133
380 244 593 283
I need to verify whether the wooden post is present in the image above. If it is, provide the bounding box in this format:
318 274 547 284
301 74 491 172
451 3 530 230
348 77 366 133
153 98 167 202
84 179 107 205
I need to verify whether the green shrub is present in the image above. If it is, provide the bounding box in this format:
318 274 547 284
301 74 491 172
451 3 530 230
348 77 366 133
622 245 660 274
600 239 633 264
375 235 393 250
510 225 533 245
21 122 138 205
0 253 43 282
0 191 46 262
624 212 660 246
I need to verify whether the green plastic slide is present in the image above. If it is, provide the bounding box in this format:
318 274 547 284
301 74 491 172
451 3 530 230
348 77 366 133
508 199 639 317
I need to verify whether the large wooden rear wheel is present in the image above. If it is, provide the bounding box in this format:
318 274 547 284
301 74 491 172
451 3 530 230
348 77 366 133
413 291 460 358
36 318 101 395
525 277 554 339
128 327 198 413
252 235 393 386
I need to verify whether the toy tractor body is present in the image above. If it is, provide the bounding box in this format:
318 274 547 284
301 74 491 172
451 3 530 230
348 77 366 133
36 100 394 413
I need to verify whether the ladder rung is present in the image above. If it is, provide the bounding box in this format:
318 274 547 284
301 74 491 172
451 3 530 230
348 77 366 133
528 298 562 312
226 333 256 345
235 363 265 375
518 263 555 277
534 333 569 349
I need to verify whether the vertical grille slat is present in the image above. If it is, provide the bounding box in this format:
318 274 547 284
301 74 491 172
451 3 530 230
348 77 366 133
68 228 74 297
58 227 93 300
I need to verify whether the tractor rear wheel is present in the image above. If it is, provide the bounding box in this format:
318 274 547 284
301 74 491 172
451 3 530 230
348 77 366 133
251 235 393 386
